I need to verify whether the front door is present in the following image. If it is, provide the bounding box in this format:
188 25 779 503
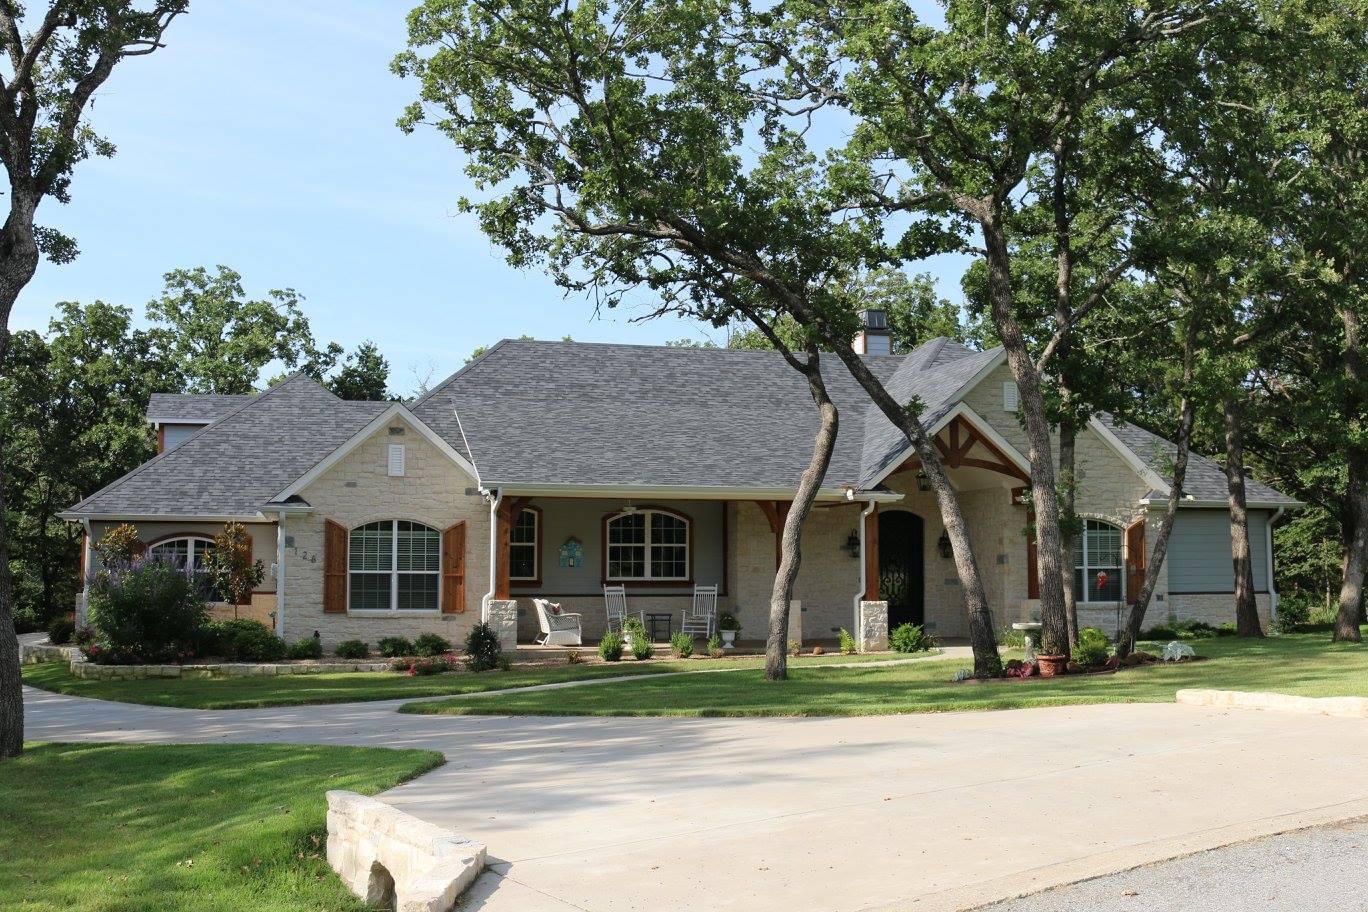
878 511 924 628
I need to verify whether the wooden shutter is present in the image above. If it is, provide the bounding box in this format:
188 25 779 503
442 522 466 614
324 519 347 613
1124 518 1147 606
1026 529 1040 599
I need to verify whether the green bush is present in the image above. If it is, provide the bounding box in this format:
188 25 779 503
837 628 857 655
88 559 209 662
335 639 369 659
670 632 694 658
377 636 414 658
285 637 323 660
718 612 741 634
631 631 653 660
706 634 724 658
47 617 75 646
890 623 931 653
599 631 624 662
413 633 452 657
1073 627 1110 667
203 619 286 662
1141 619 1237 642
998 626 1028 649
463 622 502 672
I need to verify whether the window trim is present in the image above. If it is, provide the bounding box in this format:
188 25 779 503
346 519 442 613
145 533 225 602
1074 518 1124 605
601 505 693 585
509 505 542 585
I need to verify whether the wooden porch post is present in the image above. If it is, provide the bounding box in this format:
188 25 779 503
754 500 791 569
864 504 880 600
494 496 530 600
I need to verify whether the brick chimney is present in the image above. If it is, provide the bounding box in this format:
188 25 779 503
853 308 892 356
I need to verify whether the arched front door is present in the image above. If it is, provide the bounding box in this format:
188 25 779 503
879 511 925 628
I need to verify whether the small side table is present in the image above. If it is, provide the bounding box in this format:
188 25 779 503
645 612 673 643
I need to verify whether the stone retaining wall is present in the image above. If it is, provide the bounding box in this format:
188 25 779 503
69 660 391 680
19 643 82 665
327 790 486 912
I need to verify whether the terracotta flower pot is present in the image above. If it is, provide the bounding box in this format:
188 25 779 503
1036 654 1067 678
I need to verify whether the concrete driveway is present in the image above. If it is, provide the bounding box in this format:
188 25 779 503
23 685 1368 912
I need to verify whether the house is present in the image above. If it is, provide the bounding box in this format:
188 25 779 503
61 316 1299 650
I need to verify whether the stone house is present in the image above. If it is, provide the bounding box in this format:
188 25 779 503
62 319 1299 650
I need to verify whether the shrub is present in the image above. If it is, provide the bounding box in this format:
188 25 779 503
286 637 323 660
393 655 457 675
623 616 647 643
88 557 209 662
670 632 694 658
335 639 369 659
463 623 503 672
718 612 741 634
706 634 724 658
93 523 142 565
997 626 1028 649
47 617 75 646
12 605 43 634
1073 627 1110 667
599 631 625 661
837 628 857 655
204 619 285 662
378 636 414 658
206 522 265 607
631 632 653 660
890 623 930 653
414 633 452 657
811 644 825 656
565 649 584 665
788 640 801 657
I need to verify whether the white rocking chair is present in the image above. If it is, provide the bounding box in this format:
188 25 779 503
534 598 583 646
604 585 633 636
680 584 718 639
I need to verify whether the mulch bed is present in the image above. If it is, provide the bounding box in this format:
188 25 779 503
951 654 1207 685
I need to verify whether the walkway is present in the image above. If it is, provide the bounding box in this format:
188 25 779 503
23 684 1368 911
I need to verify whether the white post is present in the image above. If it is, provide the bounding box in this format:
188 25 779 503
275 511 287 638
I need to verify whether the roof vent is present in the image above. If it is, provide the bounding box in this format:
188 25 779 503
387 444 406 477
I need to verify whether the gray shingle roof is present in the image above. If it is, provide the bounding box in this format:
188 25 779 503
69 376 388 516
1098 414 1299 507
146 393 255 423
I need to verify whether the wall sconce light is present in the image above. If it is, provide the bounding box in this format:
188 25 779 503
843 531 861 558
937 532 953 559
917 471 931 492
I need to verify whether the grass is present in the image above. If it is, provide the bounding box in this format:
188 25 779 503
403 630 1368 717
20 649 926 710
0 742 443 912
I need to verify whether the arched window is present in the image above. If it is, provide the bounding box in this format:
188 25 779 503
148 535 216 573
509 508 540 581
1074 519 1123 603
605 508 689 581
349 520 441 611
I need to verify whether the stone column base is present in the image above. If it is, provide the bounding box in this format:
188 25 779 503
486 599 518 653
787 600 802 645
859 600 888 652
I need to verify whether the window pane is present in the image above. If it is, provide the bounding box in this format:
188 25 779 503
150 539 189 566
608 545 645 578
396 521 440 572
1086 568 1123 601
1087 522 1121 568
191 539 216 573
650 545 686 579
511 510 537 545
397 574 439 611
609 513 645 544
349 573 391 610
651 512 687 544
510 544 536 579
350 521 393 572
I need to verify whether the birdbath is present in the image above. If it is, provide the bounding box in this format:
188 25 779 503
1012 621 1042 662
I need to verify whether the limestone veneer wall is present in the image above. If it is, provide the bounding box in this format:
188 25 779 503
282 415 488 649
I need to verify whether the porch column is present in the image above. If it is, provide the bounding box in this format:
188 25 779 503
753 500 790 569
863 504 880 600
493 496 530 600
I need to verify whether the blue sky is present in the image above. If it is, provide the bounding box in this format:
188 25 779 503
13 0 968 395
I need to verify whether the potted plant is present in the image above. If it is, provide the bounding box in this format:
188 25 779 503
622 616 647 651
718 612 741 648
1035 631 1068 678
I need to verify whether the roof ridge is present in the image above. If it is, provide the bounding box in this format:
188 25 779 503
67 374 326 515
411 338 511 410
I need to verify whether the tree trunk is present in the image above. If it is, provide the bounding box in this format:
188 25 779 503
1117 314 1199 658
764 348 840 681
1058 414 1079 647
822 343 1002 677
1335 304 1366 642
1224 396 1262 637
982 219 1069 658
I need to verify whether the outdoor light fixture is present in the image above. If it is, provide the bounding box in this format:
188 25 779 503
937 532 953 559
916 471 931 492
843 531 860 558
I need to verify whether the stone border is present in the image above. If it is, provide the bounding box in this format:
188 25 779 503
19 643 83 665
327 790 486 912
1178 688 1368 718
69 659 391 680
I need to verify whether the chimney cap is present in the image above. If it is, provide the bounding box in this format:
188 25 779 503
858 308 889 331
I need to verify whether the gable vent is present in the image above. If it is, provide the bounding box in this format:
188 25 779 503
1003 381 1020 412
387 444 406 477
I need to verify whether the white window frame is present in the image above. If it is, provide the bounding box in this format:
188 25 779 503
147 535 223 601
509 507 540 581
604 508 690 582
1074 519 1124 605
347 520 442 613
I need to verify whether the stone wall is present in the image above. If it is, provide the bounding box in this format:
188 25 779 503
1164 592 1272 629
283 414 488 649
69 660 390 679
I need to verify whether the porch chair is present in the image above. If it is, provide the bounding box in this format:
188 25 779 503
680 584 718 639
533 598 583 647
603 585 633 636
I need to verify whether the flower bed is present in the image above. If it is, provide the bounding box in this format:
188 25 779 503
68 658 391 680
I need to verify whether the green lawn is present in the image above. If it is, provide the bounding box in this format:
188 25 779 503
404 631 1368 717
21 650 926 709
0 742 443 912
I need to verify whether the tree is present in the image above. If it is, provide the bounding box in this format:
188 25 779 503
396 0 1004 677
147 265 339 394
0 0 187 760
328 340 392 401
206 522 264 615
